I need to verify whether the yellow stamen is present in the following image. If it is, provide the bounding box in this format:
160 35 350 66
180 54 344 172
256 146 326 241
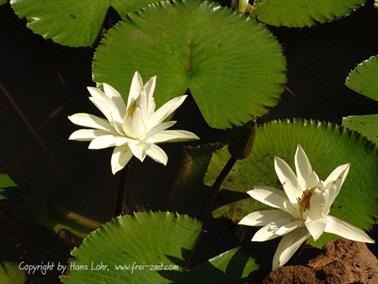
127 100 138 118
297 187 316 219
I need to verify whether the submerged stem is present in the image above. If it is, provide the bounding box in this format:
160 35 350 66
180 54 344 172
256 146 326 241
114 160 133 217
199 156 237 218
185 120 257 270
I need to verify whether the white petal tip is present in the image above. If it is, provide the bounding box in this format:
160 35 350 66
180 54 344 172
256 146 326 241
251 235 266 242
238 217 249 226
111 168 122 175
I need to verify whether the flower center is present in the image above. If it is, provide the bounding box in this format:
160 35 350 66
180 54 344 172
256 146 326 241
297 187 316 219
127 100 138 118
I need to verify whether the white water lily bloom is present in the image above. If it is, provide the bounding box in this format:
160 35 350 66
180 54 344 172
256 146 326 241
68 71 199 174
238 145 374 271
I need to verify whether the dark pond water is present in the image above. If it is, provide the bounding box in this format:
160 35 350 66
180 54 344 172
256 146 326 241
0 1 377 283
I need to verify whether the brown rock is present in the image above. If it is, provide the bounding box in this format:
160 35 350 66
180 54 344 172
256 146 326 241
263 266 320 284
263 239 378 284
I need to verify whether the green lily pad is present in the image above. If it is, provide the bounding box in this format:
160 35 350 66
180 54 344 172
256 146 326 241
10 0 159 47
342 115 378 145
346 55 378 101
252 0 365 27
62 212 258 283
0 173 17 201
93 0 286 129
205 120 377 246
0 262 26 284
165 247 258 283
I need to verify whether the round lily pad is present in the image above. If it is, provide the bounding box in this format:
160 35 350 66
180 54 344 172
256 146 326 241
62 212 258 284
252 0 365 27
93 0 286 129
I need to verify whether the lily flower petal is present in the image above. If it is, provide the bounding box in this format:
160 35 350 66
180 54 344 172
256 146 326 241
247 187 298 217
274 157 302 204
127 71 144 109
294 145 320 189
323 163 350 208
146 121 177 138
103 83 126 118
87 87 124 124
304 188 327 221
272 228 309 270
69 129 110 141
150 95 187 126
239 210 291 227
122 107 146 139
275 220 303 236
304 217 327 241
147 130 200 144
111 145 133 174
88 135 130 149
129 142 149 162
144 75 156 115
88 96 118 127
68 113 113 132
324 216 375 243
252 223 282 242
146 144 168 165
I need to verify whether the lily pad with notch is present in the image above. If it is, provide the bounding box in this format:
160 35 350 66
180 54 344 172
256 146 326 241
93 0 287 129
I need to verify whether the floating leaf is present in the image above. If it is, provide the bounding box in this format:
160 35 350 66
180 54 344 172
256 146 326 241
111 0 162 16
62 212 257 283
252 0 365 27
342 114 378 145
164 247 258 283
0 262 26 284
205 120 378 247
93 0 286 129
10 0 159 47
346 55 378 101
0 173 19 201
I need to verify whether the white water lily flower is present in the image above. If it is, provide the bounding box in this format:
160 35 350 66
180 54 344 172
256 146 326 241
68 71 199 174
238 145 374 271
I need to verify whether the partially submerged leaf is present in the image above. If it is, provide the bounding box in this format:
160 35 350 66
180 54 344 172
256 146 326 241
34 204 101 244
0 173 20 201
253 0 365 27
165 247 259 283
346 55 378 101
0 262 26 284
205 120 378 247
93 0 286 128
343 114 378 145
62 212 257 284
